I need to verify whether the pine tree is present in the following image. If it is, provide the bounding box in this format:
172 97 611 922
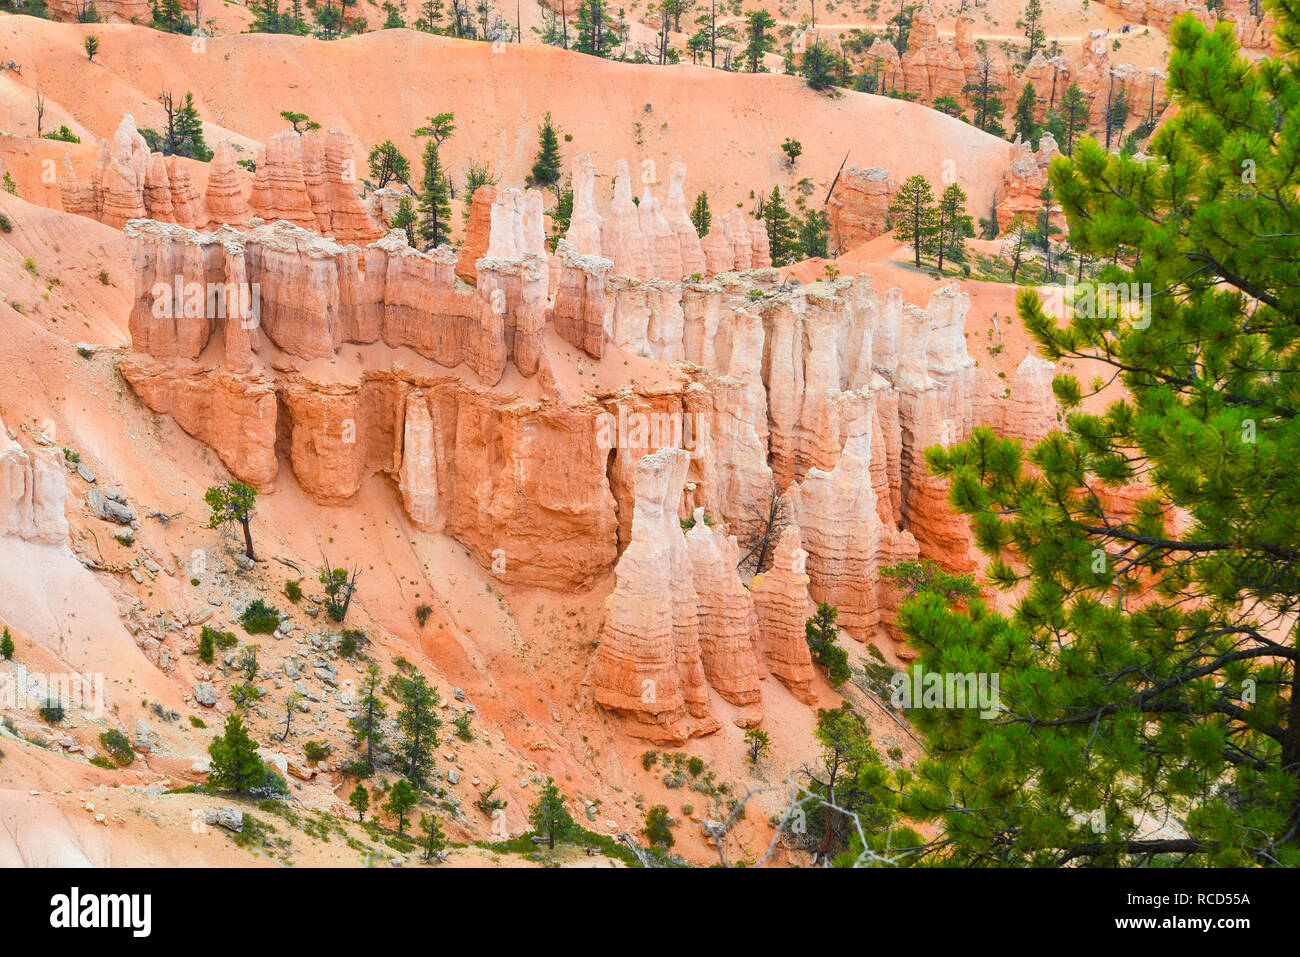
349 783 369 822
0 626 14 661
420 813 448 862
962 54 1006 136
574 0 616 56
801 41 836 91
1012 81 1038 143
1003 212 1030 282
1016 0 1045 59
805 602 850 686
762 187 800 265
383 778 418 834
546 183 573 250
804 703 893 859
528 777 575 850
367 140 410 188
205 481 257 561
742 9 776 72
932 182 972 273
1104 84 1130 149
157 91 213 162
387 668 442 786
891 8 1300 865
689 190 711 237
416 140 452 249
207 714 267 793
392 198 417 246
531 112 563 187
84 34 100 61
1056 81 1089 154
887 174 937 267
799 209 829 259
348 664 387 770
932 95 966 120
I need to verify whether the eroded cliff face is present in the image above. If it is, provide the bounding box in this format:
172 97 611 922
566 154 768 281
61 115 383 243
116 166 1061 741
0 419 68 546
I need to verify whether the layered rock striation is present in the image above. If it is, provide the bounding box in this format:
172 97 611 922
61 115 383 242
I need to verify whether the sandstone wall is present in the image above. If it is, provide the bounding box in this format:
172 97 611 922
61 115 383 243
0 420 68 546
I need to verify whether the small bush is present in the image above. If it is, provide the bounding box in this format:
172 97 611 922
39 700 66 724
687 756 705 777
98 729 136 766
303 741 331 764
44 125 81 144
189 715 206 729
1 626 14 660
415 603 432 627
641 751 658 771
339 629 366 658
98 269 111 285
284 580 303 602
89 756 117 770
0 213 12 233
240 599 280 635
643 805 675 849
342 759 374 779
453 710 473 742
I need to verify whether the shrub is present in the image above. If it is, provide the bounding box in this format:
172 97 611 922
303 741 331 764
453 710 473 742
284 580 303 603
89 756 117 770
229 684 261 710
44 125 81 144
199 625 237 664
744 728 771 764
98 729 136 766
208 713 268 793
342 759 373 779
188 715 206 729
0 213 11 233
197 628 215 663
641 751 658 771
0 626 13 660
687 756 705 777
240 599 280 635
39 700 65 724
415 604 432 627
643 805 675 849
339 629 365 658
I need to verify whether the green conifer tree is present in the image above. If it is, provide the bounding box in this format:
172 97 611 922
890 7 1300 866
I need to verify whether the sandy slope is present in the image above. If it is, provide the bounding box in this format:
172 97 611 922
0 16 1019 220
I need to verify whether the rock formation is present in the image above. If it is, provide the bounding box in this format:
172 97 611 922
683 508 764 718
456 184 497 283
749 525 818 703
0 420 68 545
204 140 253 229
569 156 767 280
589 449 720 744
828 166 896 253
62 115 383 242
119 169 1062 683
